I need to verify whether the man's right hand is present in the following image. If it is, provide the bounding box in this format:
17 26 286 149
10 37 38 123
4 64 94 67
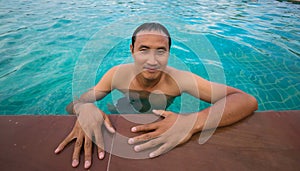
54 103 115 169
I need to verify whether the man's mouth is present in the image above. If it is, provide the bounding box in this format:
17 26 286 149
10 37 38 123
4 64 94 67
144 67 159 73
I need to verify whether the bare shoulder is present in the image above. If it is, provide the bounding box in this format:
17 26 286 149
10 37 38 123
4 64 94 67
104 63 134 76
112 63 134 75
94 64 134 90
109 63 132 70
110 63 135 88
165 66 199 80
165 66 208 92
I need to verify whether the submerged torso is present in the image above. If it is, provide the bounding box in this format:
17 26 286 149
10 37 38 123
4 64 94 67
108 89 177 114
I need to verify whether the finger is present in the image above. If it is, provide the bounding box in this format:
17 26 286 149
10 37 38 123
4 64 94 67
103 114 115 133
84 135 93 169
133 138 162 152
128 131 159 144
71 133 84 168
149 143 174 158
94 128 105 160
54 130 75 154
130 122 157 133
98 147 105 160
152 109 169 118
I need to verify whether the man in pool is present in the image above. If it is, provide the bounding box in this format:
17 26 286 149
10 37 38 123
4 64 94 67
54 22 258 169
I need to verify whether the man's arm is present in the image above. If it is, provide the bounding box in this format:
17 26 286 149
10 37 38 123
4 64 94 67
65 89 110 114
192 87 258 133
55 66 118 169
184 73 258 132
66 66 119 114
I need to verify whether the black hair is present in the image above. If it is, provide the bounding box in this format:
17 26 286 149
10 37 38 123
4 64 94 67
131 22 171 50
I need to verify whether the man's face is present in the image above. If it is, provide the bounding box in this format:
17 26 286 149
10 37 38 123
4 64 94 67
130 31 170 81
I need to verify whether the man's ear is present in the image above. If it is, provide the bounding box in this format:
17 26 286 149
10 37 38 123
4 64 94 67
130 44 134 54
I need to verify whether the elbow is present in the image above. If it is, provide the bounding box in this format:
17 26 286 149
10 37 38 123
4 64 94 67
66 101 75 114
248 94 258 112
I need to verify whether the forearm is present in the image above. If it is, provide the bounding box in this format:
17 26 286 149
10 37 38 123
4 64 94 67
192 92 258 133
66 88 109 114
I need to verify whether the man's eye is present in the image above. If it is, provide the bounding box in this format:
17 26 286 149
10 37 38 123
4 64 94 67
157 50 166 55
140 48 148 52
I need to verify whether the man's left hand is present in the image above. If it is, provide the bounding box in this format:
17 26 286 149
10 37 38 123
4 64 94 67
128 110 198 158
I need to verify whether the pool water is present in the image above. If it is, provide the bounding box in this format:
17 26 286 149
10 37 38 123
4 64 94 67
0 0 299 115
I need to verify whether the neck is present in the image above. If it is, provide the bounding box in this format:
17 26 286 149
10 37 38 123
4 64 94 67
136 72 163 89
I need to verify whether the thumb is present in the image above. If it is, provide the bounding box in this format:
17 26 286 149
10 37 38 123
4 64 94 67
103 115 115 134
152 109 168 117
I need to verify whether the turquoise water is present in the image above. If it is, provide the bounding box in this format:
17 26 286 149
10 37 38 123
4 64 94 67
0 0 299 115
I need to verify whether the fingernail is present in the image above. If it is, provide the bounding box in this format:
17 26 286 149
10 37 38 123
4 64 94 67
131 127 137 132
54 148 59 154
128 138 134 144
149 153 156 158
72 159 79 167
84 160 91 169
134 145 140 152
99 152 105 159
111 127 116 133
108 126 116 133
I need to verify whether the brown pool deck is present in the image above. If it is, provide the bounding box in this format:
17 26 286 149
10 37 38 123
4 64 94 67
0 110 299 171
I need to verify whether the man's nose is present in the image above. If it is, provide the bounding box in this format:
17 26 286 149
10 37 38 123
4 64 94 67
146 51 158 65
